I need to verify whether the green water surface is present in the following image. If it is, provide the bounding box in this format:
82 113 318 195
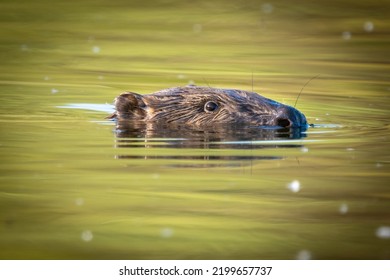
0 0 389 259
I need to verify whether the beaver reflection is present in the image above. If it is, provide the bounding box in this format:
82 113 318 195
115 120 305 143
113 121 306 166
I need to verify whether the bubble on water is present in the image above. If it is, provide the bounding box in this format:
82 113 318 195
51 88 59 94
300 147 309 153
161 227 173 238
364 21 374 32
346 147 355 152
193 23 202 33
81 230 93 242
92 46 101 54
177 74 187 79
287 180 300 193
75 198 84 206
376 226 390 239
339 203 348 214
296 250 311 260
98 75 104 80
376 162 383 168
20 44 29 51
342 31 352 40
44 76 50 81
152 173 160 179
261 3 274 14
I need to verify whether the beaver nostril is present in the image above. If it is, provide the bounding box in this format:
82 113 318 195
276 118 291 127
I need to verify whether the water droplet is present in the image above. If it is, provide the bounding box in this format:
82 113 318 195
363 21 374 32
261 3 274 14
376 162 383 168
92 46 101 54
20 44 29 51
51 88 59 94
300 147 309 153
287 180 300 193
342 31 352 40
376 226 390 239
161 227 173 238
81 230 93 242
75 198 84 206
296 250 311 260
339 203 348 214
193 23 202 33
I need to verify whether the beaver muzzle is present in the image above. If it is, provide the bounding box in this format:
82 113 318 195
274 105 307 128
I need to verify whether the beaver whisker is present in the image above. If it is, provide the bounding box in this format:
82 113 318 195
294 74 320 108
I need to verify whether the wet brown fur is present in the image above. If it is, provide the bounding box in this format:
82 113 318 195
109 85 307 128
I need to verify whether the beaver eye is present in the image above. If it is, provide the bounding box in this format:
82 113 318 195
204 101 218 112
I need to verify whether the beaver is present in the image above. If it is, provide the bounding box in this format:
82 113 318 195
108 85 307 129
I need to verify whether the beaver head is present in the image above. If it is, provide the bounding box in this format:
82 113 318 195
109 85 307 129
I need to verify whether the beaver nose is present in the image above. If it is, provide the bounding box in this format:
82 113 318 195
276 117 292 127
275 106 307 128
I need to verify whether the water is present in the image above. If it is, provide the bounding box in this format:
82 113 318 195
0 0 389 259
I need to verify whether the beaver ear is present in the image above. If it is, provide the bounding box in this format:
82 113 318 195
113 92 146 119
